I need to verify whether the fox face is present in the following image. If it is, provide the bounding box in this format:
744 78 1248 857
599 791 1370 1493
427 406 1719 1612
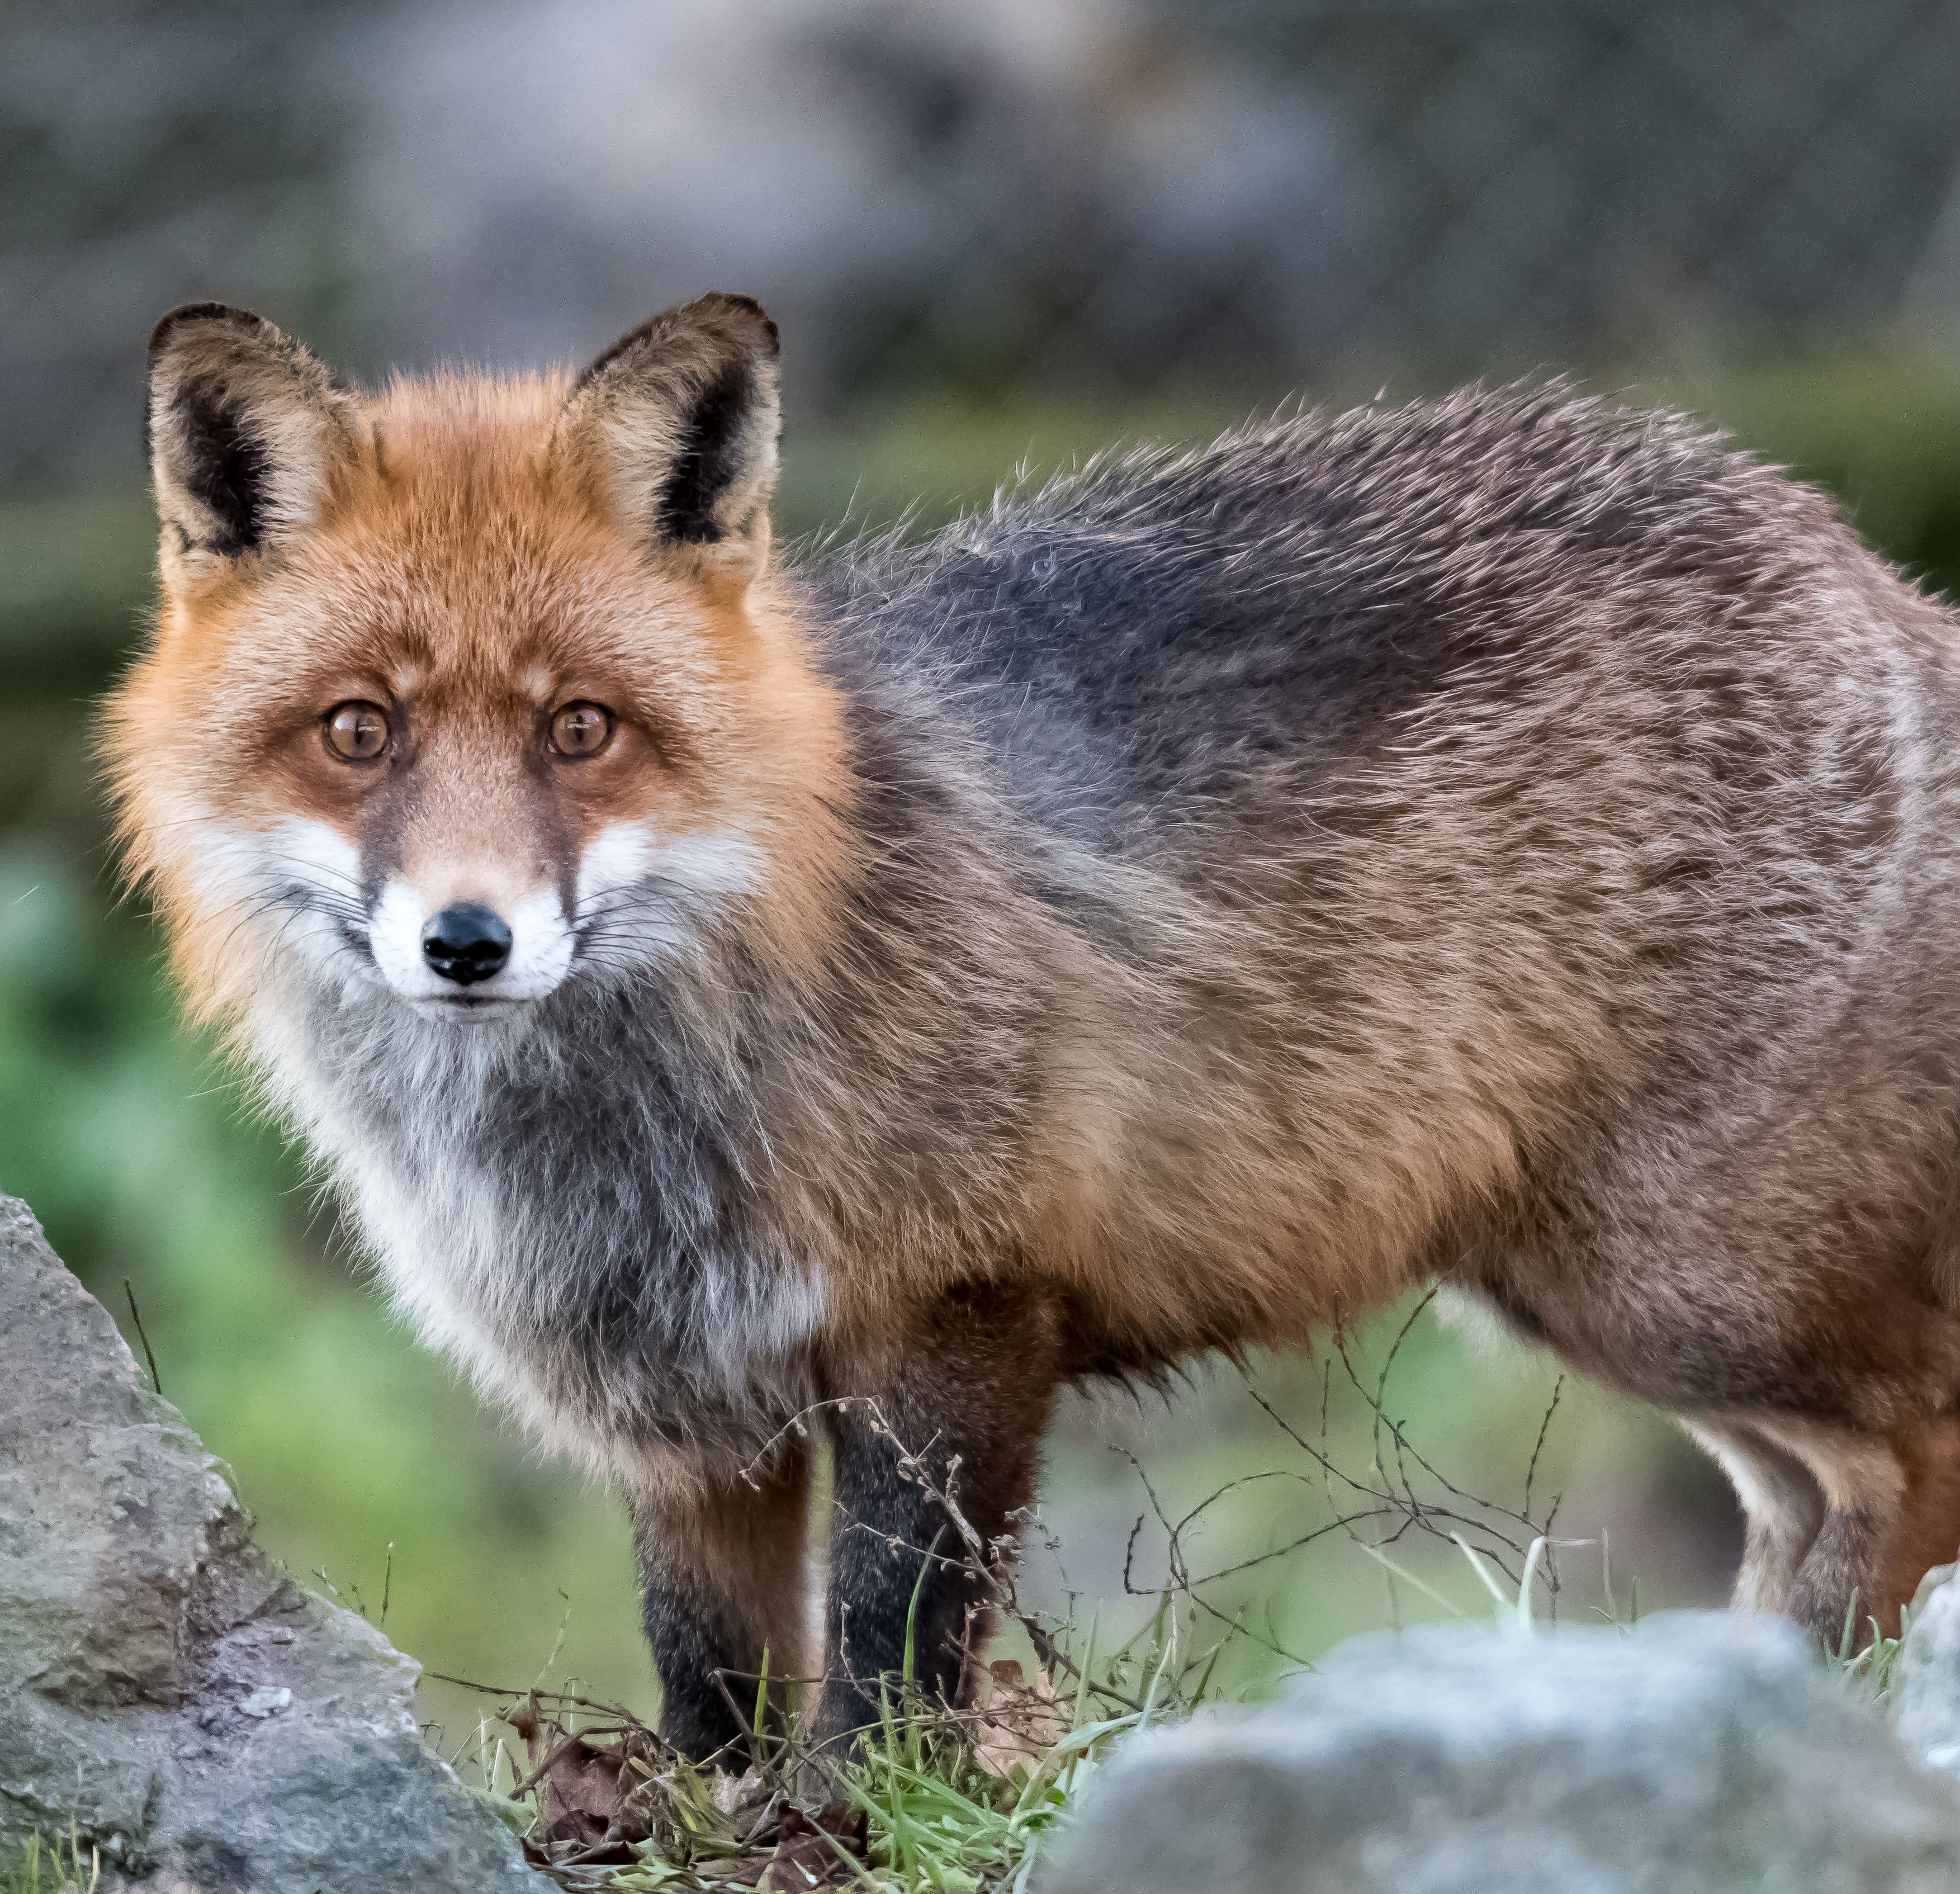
109 298 849 1034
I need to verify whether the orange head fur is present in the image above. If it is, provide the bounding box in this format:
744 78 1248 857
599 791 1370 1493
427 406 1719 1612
106 297 849 1033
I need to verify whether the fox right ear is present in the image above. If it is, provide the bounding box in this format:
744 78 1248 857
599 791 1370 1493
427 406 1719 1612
145 304 362 572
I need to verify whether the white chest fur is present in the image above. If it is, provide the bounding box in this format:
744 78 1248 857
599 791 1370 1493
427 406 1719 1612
257 993 828 1479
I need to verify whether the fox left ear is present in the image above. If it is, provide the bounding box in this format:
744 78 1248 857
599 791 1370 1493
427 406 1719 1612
560 293 782 574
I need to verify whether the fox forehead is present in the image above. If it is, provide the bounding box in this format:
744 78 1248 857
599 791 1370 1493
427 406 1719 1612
184 376 726 708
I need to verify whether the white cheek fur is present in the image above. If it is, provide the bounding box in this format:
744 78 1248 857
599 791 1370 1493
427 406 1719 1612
186 815 368 979
574 818 765 967
575 820 660 907
192 813 362 905
577 818 764 906
504 884 577 996
368 879 428 995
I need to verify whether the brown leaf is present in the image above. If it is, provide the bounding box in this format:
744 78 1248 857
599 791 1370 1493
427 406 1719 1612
760 1839 846 1890
501 1696 678 1854
809 1801 870 1856
972 1661 1063 1778
750 1801 869 1889
733 1789 788 1846
538 1732 624 1849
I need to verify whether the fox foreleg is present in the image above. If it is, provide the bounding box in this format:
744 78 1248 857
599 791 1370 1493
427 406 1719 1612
632 1443 811 1763
813 1284 1059 1755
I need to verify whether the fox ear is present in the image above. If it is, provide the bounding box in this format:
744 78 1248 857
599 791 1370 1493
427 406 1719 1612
146 304 362 569
560 293 781 570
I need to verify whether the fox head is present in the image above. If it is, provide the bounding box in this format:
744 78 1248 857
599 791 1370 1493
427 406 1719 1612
107 296 849 1036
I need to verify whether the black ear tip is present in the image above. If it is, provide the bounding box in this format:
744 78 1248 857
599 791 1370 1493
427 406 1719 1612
691 292 780 358
149 302 271 359
574 293 782 396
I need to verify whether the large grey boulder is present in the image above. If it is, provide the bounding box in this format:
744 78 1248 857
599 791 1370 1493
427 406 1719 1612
1039 1612 1960 1894
0 1195 550 1893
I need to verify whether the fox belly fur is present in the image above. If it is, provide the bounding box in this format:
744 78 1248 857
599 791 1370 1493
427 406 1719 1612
110 293 1960 1756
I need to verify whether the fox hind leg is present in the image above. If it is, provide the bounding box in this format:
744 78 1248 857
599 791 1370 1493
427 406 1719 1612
1679 1417 1824 1616
1694 1414 1953 1645
1757 1419 1914 1644
1754 1415 1960 1641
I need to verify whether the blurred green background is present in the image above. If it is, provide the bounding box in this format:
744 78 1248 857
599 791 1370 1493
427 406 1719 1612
9 0 1960 1746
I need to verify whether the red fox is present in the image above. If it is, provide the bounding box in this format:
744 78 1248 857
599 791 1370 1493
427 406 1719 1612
110 295 1960 1756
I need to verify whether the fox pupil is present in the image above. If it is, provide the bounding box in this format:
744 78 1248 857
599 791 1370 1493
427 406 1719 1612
324 701 387 761
550 702 612 757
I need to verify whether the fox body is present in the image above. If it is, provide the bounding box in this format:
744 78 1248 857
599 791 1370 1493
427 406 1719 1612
112 296 1960 1755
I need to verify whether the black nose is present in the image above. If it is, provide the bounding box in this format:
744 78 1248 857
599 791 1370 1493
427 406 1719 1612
421 902 513 986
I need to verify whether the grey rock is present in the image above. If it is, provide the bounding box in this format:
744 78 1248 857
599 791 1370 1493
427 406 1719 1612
1039 1612 1960 1894
1896 1562 1960 1779
0 1195 549 1893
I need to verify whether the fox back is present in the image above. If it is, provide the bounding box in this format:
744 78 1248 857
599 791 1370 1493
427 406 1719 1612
111 297 1960 1751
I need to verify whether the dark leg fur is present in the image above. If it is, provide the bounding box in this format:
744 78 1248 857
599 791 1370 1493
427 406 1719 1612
632 1445 811 1762
1762 1415 1960 1643
812 1284 1060 1754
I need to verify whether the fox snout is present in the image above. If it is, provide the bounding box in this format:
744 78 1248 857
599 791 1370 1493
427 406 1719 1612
366 873 575 1015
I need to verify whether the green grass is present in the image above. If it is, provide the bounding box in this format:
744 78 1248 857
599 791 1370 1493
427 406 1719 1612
1834 1602 1913 1714
447 1571 1246 1892
2 1827 100 1894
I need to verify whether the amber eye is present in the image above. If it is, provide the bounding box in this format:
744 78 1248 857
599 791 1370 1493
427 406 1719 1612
549 702 614 759
323 701 389 762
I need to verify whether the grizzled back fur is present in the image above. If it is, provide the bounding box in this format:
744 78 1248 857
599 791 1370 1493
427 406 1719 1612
110 300 1960 1743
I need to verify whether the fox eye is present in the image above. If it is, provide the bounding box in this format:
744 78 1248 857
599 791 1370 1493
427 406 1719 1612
323 700 389 762
549 702 614 759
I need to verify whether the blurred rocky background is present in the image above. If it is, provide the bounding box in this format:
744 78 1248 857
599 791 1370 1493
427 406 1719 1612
6 0 1960 1746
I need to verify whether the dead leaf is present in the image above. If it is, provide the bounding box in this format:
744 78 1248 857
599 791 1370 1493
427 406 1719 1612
972 1660 1063 1778
731 1800 868 1890
493 1688 872 1884
713 1765 766 1816
503 1693 676 1860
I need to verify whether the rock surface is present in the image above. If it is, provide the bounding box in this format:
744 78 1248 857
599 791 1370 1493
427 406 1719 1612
0 1196 549 1892
1896 1561 1960 1780
1039 1611 1960 1894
